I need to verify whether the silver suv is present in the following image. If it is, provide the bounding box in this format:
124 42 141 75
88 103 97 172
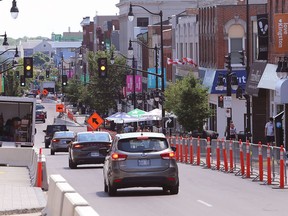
102 132 179 196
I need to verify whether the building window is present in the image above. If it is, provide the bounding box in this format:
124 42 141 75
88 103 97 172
230 38 243 64
137 18 149 27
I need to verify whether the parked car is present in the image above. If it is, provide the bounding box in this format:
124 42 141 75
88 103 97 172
36 103 47 118
101 132 179 196
50 131 75 155
36 110 46 123
43 124 68 148
68 131 112 169
191 130 219 140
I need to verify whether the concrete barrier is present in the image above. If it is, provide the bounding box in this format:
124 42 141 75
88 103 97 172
51 182 76 216
61 192 89 216
74 206 100 216
43 175 101 216
0 147 34 166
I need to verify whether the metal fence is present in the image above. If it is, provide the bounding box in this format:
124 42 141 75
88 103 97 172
167 136 287 188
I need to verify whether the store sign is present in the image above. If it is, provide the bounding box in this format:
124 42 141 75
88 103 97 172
274 13 288 53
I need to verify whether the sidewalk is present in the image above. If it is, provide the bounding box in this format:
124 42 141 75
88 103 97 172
0 166 46 216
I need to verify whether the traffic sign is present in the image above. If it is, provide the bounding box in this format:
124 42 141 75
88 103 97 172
224 96 232 108
87 112 104 130
56 104 64 113
164 117 174 128
42 89 48 96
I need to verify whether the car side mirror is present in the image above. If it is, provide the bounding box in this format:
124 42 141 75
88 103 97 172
171 146 177 152
43 130 46 133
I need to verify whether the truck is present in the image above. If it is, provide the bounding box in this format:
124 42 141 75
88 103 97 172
0 96 36 147
40 81 55 93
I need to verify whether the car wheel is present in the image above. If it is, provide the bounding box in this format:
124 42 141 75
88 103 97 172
50 149 55 155
43 119 46 123
69 158 77 169
169 185 179 195
104 180 108 192
162 187 169 193
108 182 117 196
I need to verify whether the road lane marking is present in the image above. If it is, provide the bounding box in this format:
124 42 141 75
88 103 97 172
197 200 213 207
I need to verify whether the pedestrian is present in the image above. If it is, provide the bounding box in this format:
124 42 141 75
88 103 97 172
225 121 237 140
136 125 142 132
265 117 275 145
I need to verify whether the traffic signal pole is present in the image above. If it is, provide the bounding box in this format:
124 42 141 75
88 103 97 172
226 67 232 139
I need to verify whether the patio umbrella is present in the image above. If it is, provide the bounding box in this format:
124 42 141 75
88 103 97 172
106 112 139 123
141 108 162 120
127 108 148 118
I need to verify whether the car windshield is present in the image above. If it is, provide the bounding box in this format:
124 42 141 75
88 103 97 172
77 133 110 142
54 131 74 139
118 138 168 152
36 104 45 110
47 125 67 133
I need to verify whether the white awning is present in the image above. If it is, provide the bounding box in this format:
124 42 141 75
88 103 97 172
257 63 279 90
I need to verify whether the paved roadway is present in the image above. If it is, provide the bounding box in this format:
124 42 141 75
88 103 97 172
34 101 288 216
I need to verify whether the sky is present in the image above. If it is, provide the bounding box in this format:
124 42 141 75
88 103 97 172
0 0 119 39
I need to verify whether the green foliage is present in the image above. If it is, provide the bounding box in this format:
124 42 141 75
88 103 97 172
164 74 211 132
63 47 127 116
32 52 51 67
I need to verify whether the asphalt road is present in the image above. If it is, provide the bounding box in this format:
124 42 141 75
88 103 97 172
34 100 288 216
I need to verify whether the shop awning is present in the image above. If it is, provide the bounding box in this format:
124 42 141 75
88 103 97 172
257 64 279 90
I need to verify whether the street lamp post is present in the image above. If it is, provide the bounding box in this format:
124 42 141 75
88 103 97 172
128 3 165 132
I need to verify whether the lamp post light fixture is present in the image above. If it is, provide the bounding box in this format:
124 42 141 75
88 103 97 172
0 32 9 46
10 0 19 19
128 3 166 131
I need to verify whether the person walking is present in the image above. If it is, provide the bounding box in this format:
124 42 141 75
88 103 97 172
225 121 237 140
265 117 275 145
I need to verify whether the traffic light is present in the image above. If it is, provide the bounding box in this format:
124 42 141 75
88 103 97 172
239 50 245 65
236 87 243 99
218 95 224 108
20 75 25 86
23 57 33 78
98 57 108 78
224 53 231 70
62 75 68 86
15 71 19 78
46 69 50 78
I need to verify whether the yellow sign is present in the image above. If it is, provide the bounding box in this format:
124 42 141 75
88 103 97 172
56 104 64 113
87 112 104 130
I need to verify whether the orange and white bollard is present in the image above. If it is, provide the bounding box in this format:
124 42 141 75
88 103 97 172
267 144 272 185
190 137 194 165
216 139 221 170
179 136 183 163
246 140 251 178
258 142 263 181
175 136 179 161
239 140 245 176
197 136 201 165
206 137 211 168
229 139 234 173
184 138 188 164
279 145 285 189
222 139 228 172
37 148 43 188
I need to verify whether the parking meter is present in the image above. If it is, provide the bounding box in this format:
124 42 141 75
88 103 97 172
274 111 284 147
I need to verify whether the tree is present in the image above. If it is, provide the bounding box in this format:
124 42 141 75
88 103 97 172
83 49 127 116
164 74 211 132
32 52 50 68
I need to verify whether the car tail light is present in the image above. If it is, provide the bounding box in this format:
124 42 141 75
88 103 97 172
52 139 60 142
111 153 127 161
160 151 175 159
73 144 83 149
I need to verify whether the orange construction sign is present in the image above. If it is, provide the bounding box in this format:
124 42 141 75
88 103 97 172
56 104 64 112
42 89 48 96
86 112 104 130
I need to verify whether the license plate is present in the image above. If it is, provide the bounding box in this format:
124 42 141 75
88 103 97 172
138 159 150 166
91 152 99 157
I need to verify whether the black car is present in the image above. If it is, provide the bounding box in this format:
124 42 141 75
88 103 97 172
36 110 46 123
43 124 68 148
68 131 112 169
36 103 47 118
